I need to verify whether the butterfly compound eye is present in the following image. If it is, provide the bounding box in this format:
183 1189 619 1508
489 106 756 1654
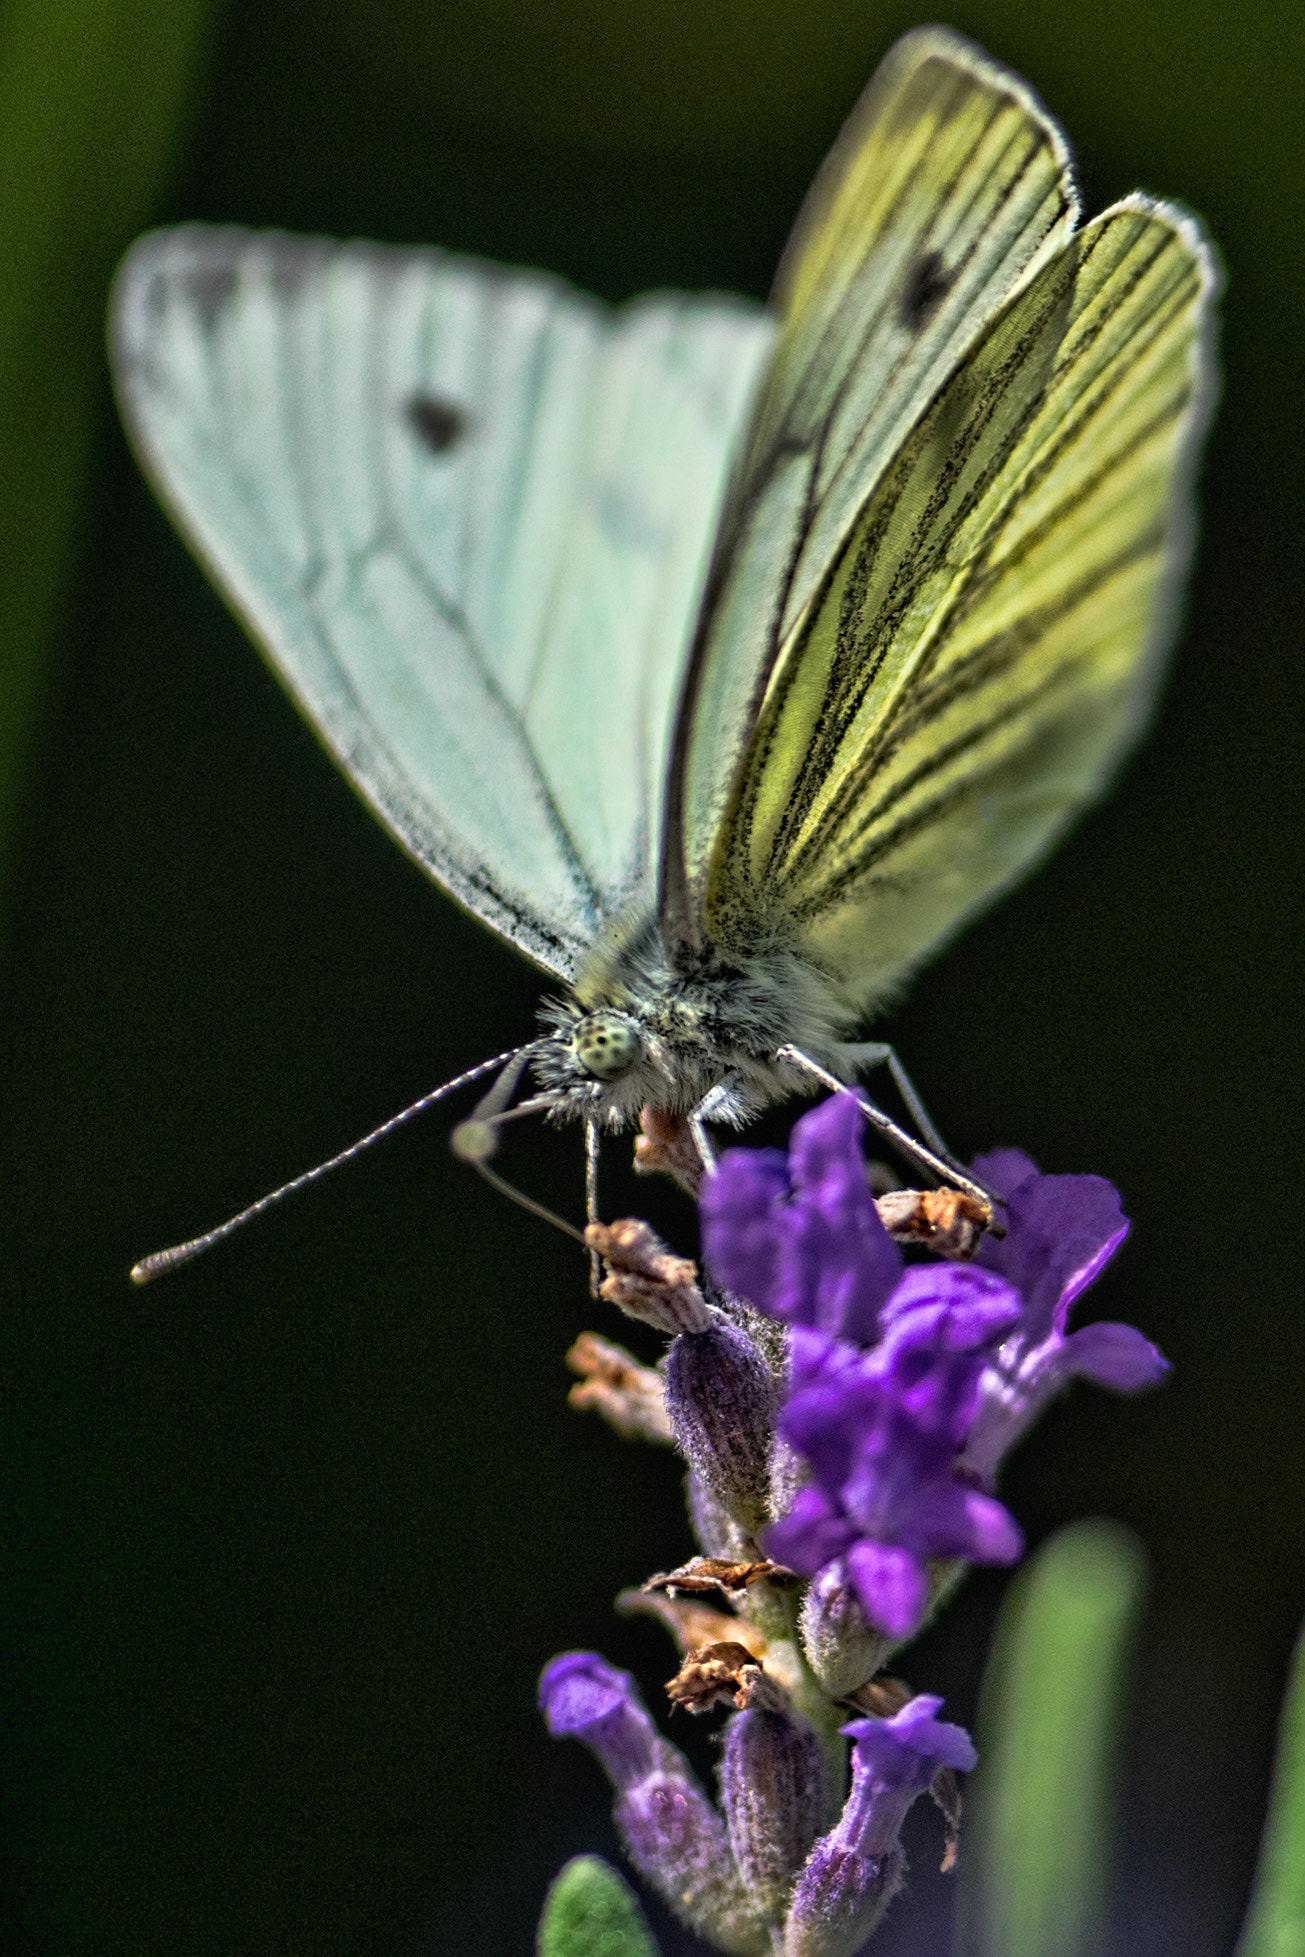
572 1011 642 1081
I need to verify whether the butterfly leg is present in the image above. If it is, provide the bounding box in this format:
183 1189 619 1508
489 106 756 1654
775 1044 1000 1218
585 1118 602 1295
839 1040 952 1161
687 1073 745 1182
688 1109 719 1178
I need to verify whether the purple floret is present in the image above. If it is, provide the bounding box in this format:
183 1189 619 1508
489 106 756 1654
767 1275 1024 1637
961 1149 1170 1481
836 1694 977 1856
539 1651 665 1790
701 1094 1169 1640
701 1092 902 1344
539 1650 769 1955
785 1694 976 1957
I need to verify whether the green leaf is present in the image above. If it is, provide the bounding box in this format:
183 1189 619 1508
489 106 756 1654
955 1519 1147 1957
0 0 216 921
537 1855 662 1957
1237 1625 1305 1957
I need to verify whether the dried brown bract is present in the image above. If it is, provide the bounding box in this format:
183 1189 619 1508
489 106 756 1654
644 1556 796 1600
565 1331 673 1444
844 1674 914 1717
585 1216 712 1334
617 1585 770 1662
932 1767 963 1872
875 1185 991 1260
666 1641 787 1715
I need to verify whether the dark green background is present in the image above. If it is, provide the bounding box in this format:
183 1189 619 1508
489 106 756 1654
2 1 1302 1952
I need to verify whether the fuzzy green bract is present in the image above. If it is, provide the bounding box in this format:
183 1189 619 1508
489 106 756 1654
537 1855 661 1957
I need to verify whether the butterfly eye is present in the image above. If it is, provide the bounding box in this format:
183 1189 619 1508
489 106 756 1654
572 1011 642 1081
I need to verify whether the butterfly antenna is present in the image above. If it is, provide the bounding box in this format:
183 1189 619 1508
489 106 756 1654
450 1068 587 1247
465 1155 587 1246
129 1046 530 1284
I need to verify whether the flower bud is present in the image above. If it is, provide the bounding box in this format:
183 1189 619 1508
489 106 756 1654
720 1684 827 1926
798 1560 894 1698
616 1772 769 1957
784 1839 903 1957
686 1468 745 1560
783 1696 975 1957
664 1320 778 1535
587 1218 713 1334
539 1651 769 1957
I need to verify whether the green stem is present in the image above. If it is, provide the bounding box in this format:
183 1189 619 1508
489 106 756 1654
1237 1624 1305 1957
954 1520 1147 1957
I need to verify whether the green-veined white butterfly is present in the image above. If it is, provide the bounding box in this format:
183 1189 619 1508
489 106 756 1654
113 26 1217 1272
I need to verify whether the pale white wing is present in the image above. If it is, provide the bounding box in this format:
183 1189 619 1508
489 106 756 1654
111 226 774 977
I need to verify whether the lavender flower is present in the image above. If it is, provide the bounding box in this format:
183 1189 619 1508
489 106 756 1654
540 1097 1172 1951
785 1694 976 1957
765 1273 1025 1637
962 1148 1170 1481
700 1095 1169 1643
702 1098 1020 1637
539 1651 769 1957
700 1092 901 1343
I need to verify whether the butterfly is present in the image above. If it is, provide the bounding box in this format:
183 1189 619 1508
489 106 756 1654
112 26 1217 1268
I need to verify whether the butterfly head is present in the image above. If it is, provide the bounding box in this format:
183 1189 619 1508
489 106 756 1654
533 924 847 1129
531 997 666 1125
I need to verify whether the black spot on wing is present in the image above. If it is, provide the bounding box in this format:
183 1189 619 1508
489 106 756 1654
405 393 470 454
899 251 955 329
266 245 330 298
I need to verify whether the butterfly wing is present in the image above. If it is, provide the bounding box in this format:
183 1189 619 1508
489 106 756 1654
663 26 1082 943
706 194 1217 1016
111 226 774 978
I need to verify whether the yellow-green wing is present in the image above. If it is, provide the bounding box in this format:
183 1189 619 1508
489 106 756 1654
663 26 1080 943
704 196 1217 1017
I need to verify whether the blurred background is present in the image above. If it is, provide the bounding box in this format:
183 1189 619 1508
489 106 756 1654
0 1 1301 1952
